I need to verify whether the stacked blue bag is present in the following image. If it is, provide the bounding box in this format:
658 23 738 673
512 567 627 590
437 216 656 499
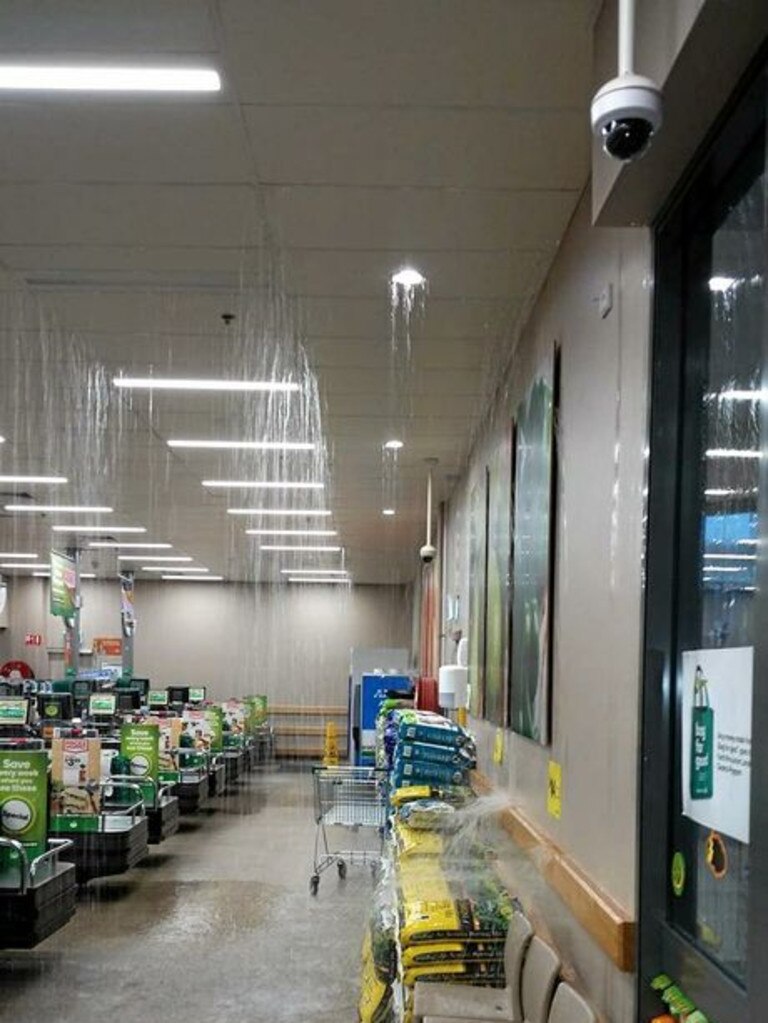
392 710 476 788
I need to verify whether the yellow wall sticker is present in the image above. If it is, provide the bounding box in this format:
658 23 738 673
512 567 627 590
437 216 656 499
492 728 505 765
547 760 562 819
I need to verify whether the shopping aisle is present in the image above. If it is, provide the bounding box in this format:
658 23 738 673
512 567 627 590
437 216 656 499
0 768 371 1023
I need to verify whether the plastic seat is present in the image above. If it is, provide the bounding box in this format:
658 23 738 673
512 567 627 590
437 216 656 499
520 938 561 1023
413 912 534 1021
547 982 597 1023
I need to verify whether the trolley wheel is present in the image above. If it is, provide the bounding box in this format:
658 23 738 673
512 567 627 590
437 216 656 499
337 860 347 880
310 874 320 896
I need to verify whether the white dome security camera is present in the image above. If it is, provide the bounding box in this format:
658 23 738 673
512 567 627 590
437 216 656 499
591 74 663 162
420 543 437 565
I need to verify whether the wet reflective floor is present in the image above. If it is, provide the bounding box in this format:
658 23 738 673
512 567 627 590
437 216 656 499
0 768 371 1022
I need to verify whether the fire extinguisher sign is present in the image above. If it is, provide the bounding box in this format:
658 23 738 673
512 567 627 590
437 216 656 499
681 647 753 845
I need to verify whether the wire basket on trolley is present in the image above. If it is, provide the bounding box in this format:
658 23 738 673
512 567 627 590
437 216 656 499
310 765 388 895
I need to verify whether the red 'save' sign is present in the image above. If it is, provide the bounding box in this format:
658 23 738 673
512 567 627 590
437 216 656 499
24 633 43 647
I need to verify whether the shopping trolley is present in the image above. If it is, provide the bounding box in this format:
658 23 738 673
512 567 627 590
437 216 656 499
309 765 387 895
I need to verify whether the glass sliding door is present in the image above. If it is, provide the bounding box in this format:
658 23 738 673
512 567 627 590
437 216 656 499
640 54 767 1023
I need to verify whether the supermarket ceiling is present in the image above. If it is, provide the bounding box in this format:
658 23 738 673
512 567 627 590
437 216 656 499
0 0 596 585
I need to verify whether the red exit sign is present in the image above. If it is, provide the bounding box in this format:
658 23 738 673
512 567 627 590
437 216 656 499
24 633 43 647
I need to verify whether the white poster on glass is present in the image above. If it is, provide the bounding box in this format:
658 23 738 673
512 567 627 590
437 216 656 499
681 646 753 844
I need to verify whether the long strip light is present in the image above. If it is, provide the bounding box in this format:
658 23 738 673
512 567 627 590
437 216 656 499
32 571 50 578
705 487 758 497
0 475 67 484
287 577 351 584
0 562 47 569
162 575 223 581
119 555 192 563
203 480 324 489
6 504 112 513
705 449 760 460
89 542 171 549
227 508 332 517
703 553 757 561
168 439 314 451
142 566 208 573
260 545 341 553
281 569 348 576
246 529 337 537
0 66 221 93
0 552 38 559
704 566 744 573
115 377 298 393
52 525 146 534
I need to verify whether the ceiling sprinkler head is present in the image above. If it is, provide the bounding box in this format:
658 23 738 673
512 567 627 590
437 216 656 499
221 312 235 326
391 267 425 288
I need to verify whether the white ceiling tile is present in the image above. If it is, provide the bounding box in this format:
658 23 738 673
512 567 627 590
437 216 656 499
244 107 589 190
264 185 579 251
222 0 592 108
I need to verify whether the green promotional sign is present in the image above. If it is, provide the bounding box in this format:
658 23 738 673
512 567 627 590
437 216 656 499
148 689 168 708
0 750 48 878
120 724 160 802
244 695 268 733
691 667 714 801
50 549 78 619
189 687 206 703
206 707 224 752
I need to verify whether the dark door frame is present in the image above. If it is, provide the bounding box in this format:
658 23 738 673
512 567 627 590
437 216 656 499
638 50 768 1023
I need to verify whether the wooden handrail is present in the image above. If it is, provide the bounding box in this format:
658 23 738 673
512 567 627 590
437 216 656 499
471 770 635 972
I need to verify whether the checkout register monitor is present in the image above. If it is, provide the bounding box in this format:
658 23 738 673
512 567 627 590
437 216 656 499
147 689 168 709
188 686 206 704
0 697 32 735
38 692 74 723
88 692 117 718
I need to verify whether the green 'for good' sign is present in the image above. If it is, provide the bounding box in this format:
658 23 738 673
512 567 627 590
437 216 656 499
0 751 48 875
206 707 224 752
120 724 159 802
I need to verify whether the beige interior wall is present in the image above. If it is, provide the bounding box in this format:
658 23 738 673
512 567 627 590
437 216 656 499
0 577 413 705
441 188 651 1021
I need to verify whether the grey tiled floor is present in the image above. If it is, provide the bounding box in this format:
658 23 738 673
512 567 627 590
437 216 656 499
0 767 371 1022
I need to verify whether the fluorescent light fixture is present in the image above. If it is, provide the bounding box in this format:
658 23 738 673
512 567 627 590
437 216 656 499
168 439 314 451
709 275 739 292
246 529 337 537
0 436 4 443
119 555 192 562
0 66 221 93
737 539 759 546
227 508 332 517
703 566 743 573
281 569 348 576
142 566 208 573
89 542 172 549
706 449 760 459
0 553 38 559
203 480 324 489
80 573 96 579
703 553 756 561
114 377 298 393
0 475 67 485
0 562 47 569
383 439 404 451
52 525 146 534
287 577 351 584
32 571 50 578
6 504 112 513
260 545 342 553
709 389 765 401
705 487 759 497
161 575 223 581
382 509 396 516
391 267 426 288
